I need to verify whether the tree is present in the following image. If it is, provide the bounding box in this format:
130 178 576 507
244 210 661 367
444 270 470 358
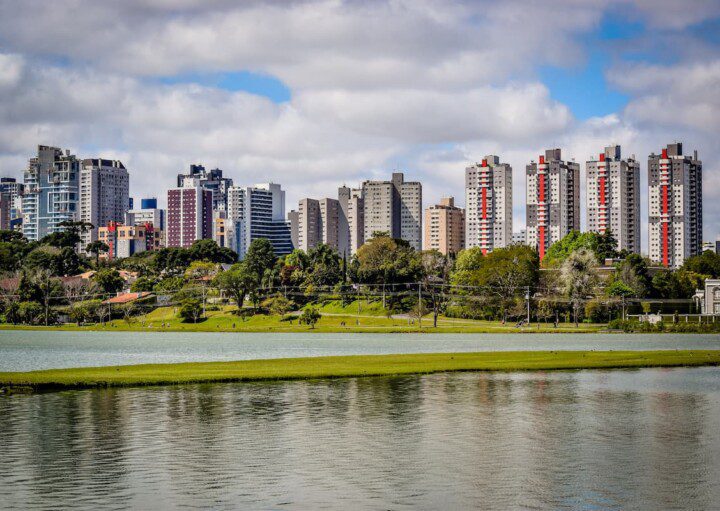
244 238 277 281
262 295 294 315
41 220 93 248
179 298 203 323
0 230 32 272
353 234 423 285
305 244 343 288
93 268 125 294
299 307 321 329
611 254 652 298
213 262 259 312
560 249 599 326
35 269 64 326
451 245 539 322
542 230 617 268
188 239 237 264
130 276 156 292
682 250 720 278
86 241 109 267
17 301 44 325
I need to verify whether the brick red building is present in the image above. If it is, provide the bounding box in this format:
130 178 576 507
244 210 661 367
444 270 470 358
167 180 212 248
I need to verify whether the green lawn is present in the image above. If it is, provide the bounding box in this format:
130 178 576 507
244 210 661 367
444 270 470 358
2 350 718 391
0 305 605 333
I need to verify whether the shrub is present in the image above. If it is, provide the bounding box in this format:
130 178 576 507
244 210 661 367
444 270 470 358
179 298 203 323
261 295 295 316
299 307 321 329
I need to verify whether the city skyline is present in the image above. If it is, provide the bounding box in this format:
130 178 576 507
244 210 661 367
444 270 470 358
0 1 717 251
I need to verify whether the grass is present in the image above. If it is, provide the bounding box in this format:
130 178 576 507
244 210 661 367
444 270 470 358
0 305 605 333
2 350 719 392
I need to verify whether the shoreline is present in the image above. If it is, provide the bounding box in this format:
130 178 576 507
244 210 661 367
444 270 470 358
2 350 719 392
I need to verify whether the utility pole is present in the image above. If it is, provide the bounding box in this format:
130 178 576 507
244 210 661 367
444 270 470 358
525 286 531 325
418 282 422 328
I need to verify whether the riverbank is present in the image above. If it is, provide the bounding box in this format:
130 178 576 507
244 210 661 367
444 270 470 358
0 305 605 333
2 350 719 392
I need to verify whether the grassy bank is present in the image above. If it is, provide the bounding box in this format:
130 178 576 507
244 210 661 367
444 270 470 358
2 350 719 392
0 305 605 333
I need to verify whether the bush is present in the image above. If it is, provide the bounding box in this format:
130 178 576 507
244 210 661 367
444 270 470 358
261 295 295 316
179 298 203 323
17 301 45 325
299 307 321 329
68 299 103 324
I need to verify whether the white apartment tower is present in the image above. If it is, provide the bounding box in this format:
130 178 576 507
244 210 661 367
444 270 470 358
464 155 512 254
79 158 130 246
361 172 422 250
22 146 80 241
526 148 580 260
586 145 640 253
648 143 702 268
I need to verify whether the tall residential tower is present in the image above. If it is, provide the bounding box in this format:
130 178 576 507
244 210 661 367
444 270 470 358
648 143 702 268
361 172 422 250
526 148 580 260
586 145 640 253
464 155 512 254
79 158 130 245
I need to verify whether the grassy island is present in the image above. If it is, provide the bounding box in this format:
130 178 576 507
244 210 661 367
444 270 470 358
2 350 719 392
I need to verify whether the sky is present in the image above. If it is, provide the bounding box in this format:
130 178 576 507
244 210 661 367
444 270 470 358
0 0 719 250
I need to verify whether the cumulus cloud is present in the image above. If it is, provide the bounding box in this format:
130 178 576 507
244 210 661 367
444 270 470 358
0 0 718 247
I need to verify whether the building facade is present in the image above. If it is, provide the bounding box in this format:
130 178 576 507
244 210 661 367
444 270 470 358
99 221 162 259
465 155 512 254
225 183 293 258
0 177 24 226
79 158 130 246
648 143 702 268
22 145 80 241
338 186 364 255
177 165 233 212
424 197 465 255
361 172 422 250
166 179 213 248
586 145 640 253
0 192 10 230
296 197 341 252
526 148 580 260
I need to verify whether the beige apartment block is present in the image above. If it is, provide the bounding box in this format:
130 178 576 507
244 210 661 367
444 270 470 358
424 197 465 256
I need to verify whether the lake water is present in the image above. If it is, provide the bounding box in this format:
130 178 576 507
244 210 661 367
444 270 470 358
1 367 719 509
2 330 720 371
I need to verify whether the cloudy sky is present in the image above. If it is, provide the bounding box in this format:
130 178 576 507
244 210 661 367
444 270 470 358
0 0 718 248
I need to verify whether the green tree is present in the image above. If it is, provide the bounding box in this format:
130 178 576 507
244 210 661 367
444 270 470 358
299 307 321 329
179 298 203 323
681 250 720 278
611 254 652 298
86 240 109 267
188 239 237 264
560 248 599 326
41 220 93 248
131 276 156 292
543 230 617 268
0 230 32 272
93 268 125 294
244 238 277 281
305 244 343 287
213 262 259 312
352 234 422 284
17 301 44 325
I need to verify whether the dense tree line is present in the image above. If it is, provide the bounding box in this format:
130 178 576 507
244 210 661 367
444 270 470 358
2 224 719 326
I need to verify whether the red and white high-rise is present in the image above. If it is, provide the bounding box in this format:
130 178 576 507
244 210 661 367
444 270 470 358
586 145 640 254
465 155 512 254
648 143 702 268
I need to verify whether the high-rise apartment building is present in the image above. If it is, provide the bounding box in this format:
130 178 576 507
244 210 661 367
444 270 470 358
0 177 24 225
0 192 10 230
648 143 703 268
225 183 293 258
22 145 80 241
166 178 213 248
526 148 580 260
177 165 233 212
296 197 341 252
424 197 465 255
338 186 364 255
361 172 422 250
586 145 640 253
79 158 130 246
465 155 512 254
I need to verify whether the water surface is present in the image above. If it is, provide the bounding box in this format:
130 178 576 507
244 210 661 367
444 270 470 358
2 330 720 372
1 367 719 510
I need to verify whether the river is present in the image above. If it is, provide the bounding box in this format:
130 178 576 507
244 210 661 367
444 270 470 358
2 330 720 371
1 367 719 509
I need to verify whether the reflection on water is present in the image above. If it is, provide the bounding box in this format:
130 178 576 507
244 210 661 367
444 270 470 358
2 367 720 510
